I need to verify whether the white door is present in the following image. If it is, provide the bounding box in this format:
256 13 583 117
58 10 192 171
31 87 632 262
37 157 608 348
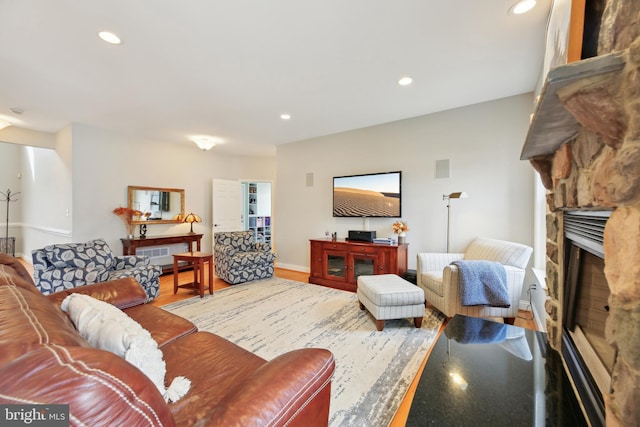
212 179 243 247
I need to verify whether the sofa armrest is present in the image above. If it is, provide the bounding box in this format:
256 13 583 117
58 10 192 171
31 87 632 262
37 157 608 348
114 255 149 268
207 348 335 427
0 345 175 427
46 277 147 309
254 242 271 252
0 254 38 289
504 265 526 295
417 252 464 273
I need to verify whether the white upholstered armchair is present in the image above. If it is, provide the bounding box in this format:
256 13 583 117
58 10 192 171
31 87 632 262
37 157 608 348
417 237 532 324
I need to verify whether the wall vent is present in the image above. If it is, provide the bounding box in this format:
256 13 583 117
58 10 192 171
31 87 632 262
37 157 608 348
136 246 170 259
135 243 189 268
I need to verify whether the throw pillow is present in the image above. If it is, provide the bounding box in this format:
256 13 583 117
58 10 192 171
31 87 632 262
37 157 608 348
60 293 190 402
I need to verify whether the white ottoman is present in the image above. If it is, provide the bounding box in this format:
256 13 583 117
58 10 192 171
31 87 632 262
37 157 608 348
357 274 426 331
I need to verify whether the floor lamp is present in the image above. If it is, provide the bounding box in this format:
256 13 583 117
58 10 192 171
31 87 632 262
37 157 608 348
443 192 468 253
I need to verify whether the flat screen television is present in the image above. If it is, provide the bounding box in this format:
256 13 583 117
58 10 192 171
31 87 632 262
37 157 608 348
333 171 401 218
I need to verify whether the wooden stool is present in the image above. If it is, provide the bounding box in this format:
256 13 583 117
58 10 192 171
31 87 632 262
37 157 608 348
173 251 213 298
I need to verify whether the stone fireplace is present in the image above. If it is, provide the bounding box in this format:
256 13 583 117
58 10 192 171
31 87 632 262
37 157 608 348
521 1 640 426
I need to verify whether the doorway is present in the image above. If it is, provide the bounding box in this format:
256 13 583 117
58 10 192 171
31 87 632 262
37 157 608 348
242 181 272 244
211 179 273 246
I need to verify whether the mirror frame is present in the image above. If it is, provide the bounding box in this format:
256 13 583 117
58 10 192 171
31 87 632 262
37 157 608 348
127 185 185 225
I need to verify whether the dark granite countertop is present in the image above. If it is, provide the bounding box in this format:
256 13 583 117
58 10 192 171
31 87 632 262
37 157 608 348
406 315 587 426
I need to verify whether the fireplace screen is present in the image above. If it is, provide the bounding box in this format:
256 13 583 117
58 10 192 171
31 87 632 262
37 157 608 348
565 245 614 385
563 210 612 427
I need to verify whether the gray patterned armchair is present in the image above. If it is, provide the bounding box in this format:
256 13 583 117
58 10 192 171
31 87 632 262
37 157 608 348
214 231 275 285
32 238 161 301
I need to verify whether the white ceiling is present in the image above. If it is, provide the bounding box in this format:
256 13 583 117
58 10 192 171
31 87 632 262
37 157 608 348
0 1 551 156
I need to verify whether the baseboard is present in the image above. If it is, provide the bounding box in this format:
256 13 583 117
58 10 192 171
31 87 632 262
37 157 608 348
275 262 309 273
519 299 531 311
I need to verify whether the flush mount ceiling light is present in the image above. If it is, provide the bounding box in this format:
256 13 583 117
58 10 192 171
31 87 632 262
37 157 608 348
98 31 122 45
280 113 291 120
191 135 220 151
398 76 413 86
509 0 536 15
0 119 11 130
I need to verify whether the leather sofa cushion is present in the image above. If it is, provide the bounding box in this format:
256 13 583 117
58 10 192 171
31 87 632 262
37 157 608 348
125 304 197 348
0 285 89 366
162 331 335 427
163 332 267 426
0 258 40 293
47 277 148 309
46 278 197 348
0 344 175 427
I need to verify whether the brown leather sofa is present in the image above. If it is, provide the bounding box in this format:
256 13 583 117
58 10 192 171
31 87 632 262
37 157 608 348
0 254 335 426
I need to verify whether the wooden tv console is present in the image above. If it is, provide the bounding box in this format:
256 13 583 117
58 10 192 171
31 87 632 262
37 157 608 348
309 238 408 292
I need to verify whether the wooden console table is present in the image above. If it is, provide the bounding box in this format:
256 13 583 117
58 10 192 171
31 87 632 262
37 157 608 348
309 238 408 292
121 233 203 274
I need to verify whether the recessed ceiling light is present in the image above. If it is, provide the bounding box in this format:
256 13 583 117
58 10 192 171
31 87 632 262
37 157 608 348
9 108 24 115
98 31 122 45
509 0 536 15
398 76 413 86
280 114 291 120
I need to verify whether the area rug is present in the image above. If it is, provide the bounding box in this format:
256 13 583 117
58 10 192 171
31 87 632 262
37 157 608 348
162 277 444 427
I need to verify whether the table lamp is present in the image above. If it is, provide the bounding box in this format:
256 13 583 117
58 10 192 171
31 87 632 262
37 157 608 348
183 212 202 234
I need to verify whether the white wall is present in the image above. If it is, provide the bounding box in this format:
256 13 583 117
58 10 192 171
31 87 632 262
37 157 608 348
22 127 74 253
275 93 536 274
0 124 276 259
0 135 72 258
70 124 276 255
2 94 538 301
0 143 23 254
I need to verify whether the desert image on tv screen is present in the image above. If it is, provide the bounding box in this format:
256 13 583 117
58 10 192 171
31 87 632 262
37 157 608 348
333 172 400 217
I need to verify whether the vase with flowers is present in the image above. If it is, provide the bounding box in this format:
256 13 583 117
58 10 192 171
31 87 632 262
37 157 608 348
113 207 149 239
392 220 409 244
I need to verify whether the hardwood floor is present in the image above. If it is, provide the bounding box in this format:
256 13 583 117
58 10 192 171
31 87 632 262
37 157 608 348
21 258 537 426
154 267 537 426
150 265 306 307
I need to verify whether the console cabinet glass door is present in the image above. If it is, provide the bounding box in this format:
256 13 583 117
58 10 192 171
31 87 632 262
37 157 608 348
349 253 381 283
324 250 348 282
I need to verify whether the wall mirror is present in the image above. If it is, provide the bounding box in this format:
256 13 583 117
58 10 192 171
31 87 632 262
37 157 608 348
128 186 185 224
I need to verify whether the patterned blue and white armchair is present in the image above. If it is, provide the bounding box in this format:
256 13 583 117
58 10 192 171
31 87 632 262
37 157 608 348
214 231 275 285
32 238 161 301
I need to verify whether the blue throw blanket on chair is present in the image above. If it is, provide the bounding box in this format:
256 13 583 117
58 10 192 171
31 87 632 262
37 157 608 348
451 260 510 307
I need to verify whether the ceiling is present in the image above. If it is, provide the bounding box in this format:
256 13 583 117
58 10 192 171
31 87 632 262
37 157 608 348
0 1 551 156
